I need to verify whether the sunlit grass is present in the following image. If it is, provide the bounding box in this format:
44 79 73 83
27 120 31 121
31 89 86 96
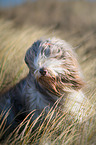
0 18 96 145
1 99 95 145
0 18 53 92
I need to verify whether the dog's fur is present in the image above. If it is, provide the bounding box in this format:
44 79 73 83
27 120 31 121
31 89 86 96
0 38 93 136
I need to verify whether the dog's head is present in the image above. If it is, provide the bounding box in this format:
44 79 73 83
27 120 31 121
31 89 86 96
25 38 84 96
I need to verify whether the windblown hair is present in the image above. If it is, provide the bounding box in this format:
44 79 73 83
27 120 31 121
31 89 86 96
0 37 92 138
25 38 84 96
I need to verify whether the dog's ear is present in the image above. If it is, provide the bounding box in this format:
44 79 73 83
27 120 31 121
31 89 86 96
62 70 84 91
69 66 84 90
62 55 85 91
70 74 85 90
25 40 42 68
70 58 85 90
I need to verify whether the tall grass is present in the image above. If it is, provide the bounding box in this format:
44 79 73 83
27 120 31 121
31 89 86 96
0 18 53 92
0 19 96 145
1 97 95 145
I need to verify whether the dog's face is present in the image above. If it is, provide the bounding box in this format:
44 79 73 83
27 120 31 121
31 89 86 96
25 38 84 96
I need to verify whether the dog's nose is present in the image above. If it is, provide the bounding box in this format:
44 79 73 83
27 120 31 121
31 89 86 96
39 68 46 76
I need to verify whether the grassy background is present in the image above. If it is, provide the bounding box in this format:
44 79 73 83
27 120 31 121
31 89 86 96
0 0 96 144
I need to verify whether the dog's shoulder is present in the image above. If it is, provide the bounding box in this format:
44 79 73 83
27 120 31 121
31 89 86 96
0 77 27 121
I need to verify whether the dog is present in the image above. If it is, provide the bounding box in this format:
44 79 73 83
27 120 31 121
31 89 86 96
0 37 93 137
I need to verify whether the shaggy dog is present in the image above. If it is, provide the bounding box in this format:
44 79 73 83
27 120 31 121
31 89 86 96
0 38 92 136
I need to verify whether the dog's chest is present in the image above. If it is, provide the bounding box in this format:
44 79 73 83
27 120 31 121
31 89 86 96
25 81 52 118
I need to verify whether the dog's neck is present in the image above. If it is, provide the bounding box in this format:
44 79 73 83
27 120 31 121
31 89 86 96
24 72 63 118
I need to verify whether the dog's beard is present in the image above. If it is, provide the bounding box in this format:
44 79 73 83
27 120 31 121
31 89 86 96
38 76 61 95
34 66 84 97
34 70 71 96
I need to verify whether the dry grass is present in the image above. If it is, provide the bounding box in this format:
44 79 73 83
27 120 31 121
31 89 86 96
0 18 54 93
0 95 95 145
0 0 96 32
0 18 96 145
0 0 96 144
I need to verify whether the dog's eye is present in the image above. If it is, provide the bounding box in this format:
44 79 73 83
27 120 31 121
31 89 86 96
41 46 50 57
44 47 50 57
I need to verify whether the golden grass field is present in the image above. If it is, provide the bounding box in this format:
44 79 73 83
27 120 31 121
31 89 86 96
0 0 96 144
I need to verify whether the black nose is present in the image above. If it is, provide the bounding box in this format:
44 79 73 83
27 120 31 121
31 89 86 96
39 68 46 76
